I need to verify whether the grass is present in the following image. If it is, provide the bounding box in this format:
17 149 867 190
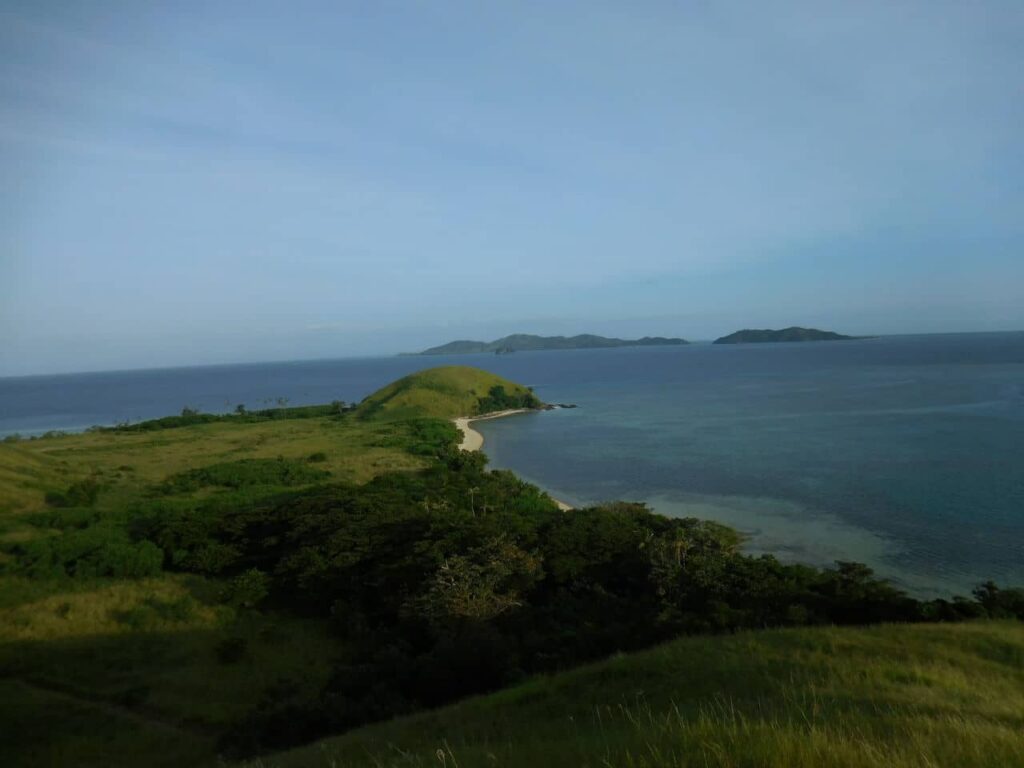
356 366 537 421
0 678 214 768
0 413 429 515
0 573 341 767
0 402 436 767
255 621 1024 768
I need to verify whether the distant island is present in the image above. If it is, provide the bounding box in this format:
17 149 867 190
713 326 856 344
407 333 689 356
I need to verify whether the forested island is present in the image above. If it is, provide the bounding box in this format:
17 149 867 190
713 326 857 344
408 333 689 355
1 366 1021 767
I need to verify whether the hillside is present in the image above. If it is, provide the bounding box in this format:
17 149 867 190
260 621 1024 768
410 333 689 355
355 365 541 421
714 327 856 344
0 401 449 768
1 366 1021 768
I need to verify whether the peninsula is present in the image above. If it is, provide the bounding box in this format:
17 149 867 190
407 333 689 356
2 364 1021 768
713 326 856 344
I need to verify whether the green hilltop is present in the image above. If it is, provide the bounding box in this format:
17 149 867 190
356 365 541 421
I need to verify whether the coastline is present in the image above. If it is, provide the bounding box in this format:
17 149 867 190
454 409 573 511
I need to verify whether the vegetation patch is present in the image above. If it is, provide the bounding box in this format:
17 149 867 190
158 458 330 495
45 477 101 508
7 524 163 580
104 402 351 434
476 384 541 413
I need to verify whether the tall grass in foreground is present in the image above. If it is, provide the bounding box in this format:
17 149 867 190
254 621 1024 768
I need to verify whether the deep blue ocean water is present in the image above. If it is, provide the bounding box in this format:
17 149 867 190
2 332 1022 596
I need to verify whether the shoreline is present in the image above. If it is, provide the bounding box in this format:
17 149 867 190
454 409 574 512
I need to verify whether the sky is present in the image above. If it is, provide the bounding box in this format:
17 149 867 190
1 0 1022 375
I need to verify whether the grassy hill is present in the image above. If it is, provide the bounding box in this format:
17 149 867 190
260 620 1024 768
355 365 541 421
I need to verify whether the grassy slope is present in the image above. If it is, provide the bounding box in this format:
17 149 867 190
0 410 434 767
260 621 1024 768
355 365 536 421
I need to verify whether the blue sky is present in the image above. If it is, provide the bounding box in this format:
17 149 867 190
2 1 1022 375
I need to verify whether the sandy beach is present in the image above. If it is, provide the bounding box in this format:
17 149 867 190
454 410 573 511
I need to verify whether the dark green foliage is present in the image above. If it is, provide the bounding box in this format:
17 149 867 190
158 458 330 494
973 581 1024 618
106 402 347 433
221 568 270 608
27 506 101 530
371 418 460 457
45 477 101 508
477 385 541 413
307 451 328 463
8 524 162 579
146 450 1019 756
113 596 196 628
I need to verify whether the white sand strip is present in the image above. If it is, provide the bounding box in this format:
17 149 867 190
453 409 573 511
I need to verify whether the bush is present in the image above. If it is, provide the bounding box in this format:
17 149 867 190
221 568 270 608
477 385 541 414
45 477 101 508
158 458 330 494
12 526 163 579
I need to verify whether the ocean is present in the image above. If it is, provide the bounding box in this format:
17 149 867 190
3 332 1022 597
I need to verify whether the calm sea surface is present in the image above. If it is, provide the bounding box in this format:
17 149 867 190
3 332 1022 596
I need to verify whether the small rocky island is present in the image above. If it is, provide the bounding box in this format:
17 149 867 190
713 327 856 344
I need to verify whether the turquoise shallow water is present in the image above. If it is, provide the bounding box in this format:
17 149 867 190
2 332 1022 597
473 333 1024 598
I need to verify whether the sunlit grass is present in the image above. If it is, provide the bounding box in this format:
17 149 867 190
258 621 1024 768
0 412 430 518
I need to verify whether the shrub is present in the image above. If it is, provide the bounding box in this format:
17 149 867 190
222 568 270 608
12 526 163 579
45 477 101 508
158 458 330 494
477 385 541 414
